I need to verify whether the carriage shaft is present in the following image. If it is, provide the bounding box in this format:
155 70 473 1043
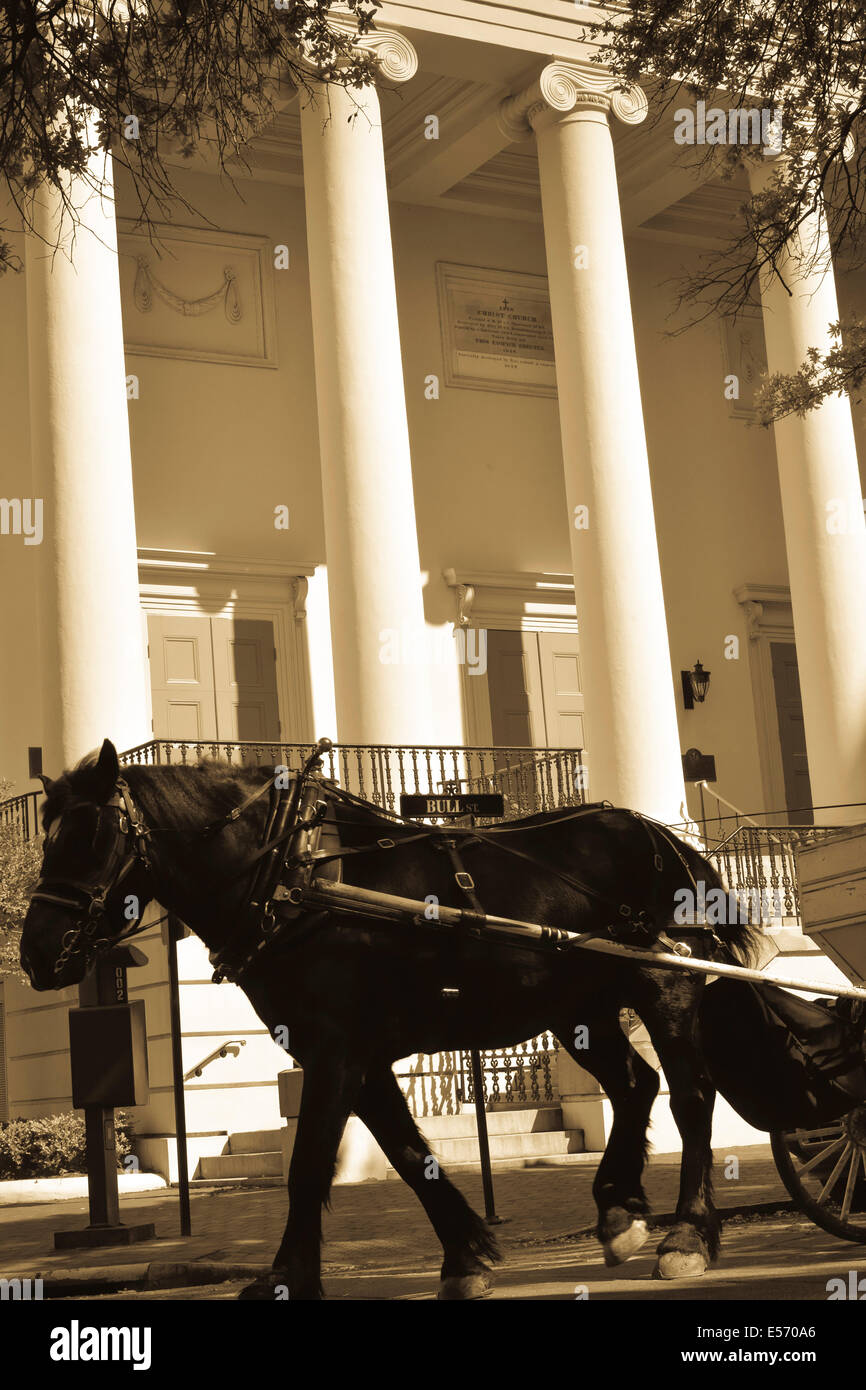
303 879 866 1002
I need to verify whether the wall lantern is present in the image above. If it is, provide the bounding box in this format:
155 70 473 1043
681 660 711 710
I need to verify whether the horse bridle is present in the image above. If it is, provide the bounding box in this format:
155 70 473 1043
30 752 315 982
30 781 156 979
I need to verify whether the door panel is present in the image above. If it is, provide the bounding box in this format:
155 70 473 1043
147 615 218 742
486 631 543 746
211 617 280 744
770 641 813 824
537 633 585 748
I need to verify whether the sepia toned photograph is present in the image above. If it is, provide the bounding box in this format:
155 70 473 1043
1 0 865 1363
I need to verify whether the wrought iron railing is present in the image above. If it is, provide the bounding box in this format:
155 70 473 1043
394 1035 560 1115
120 739 587 820
708 824 844 923
0 790 41 842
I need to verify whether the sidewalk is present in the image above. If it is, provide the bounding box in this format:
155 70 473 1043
0 1144 790 1284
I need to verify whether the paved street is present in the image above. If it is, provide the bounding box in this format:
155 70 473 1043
2 1145 789 1277
3 1143 865 1300
71 1218 866 1301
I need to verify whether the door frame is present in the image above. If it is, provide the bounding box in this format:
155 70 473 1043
735 582 797 817
443 569 578 747
138 549 316 744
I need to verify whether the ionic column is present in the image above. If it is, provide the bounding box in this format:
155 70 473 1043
501 65 686 821
26 145 150 772
748 161 866 822
299 28 434 746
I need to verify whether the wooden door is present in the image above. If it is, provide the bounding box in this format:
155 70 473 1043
770 641 813 824
211 617 281 743
148 615 280 744
485 631 543 747
147 615 218 742
536 632 585 749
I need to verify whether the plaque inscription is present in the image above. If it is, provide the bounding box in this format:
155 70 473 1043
436 263 557 397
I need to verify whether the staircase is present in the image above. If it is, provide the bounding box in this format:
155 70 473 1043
390 1105 586 1175
198 1128 283 1182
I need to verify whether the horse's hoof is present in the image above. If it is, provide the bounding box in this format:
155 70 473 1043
653 1250 709 1280
603 1218 649 1266
437 1273 492 1300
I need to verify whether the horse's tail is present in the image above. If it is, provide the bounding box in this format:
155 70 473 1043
675 836 763 966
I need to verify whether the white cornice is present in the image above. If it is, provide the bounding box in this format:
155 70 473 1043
138 548 318 580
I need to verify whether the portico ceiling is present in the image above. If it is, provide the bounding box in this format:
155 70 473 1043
242 61 745 245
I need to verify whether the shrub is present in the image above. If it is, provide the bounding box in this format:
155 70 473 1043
0 778 43 980
0 1110 134 1180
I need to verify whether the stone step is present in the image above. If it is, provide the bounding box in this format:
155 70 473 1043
227 1128 284 1155
199 1150 283 1180
417 1106 562 1140
397 1127 585 1168
386 1148 601 1179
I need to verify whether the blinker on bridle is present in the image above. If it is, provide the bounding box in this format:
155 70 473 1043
30 780 154 979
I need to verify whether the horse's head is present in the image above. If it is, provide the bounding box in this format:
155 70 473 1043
20 739 154 991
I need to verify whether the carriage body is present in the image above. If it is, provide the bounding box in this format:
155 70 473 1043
759 832 866 1242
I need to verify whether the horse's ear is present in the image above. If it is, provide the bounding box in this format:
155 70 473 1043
93 739 120 799
76 740 119 803
37 773 54 793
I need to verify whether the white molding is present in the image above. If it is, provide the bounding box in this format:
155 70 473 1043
443 567 577 632
118 222 278 369
735 582 794 813
138 548 318 579
138 550 315 742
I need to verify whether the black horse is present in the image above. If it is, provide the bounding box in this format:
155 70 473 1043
20 740 758 1300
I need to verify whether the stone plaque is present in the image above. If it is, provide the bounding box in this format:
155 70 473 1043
436 263 556 397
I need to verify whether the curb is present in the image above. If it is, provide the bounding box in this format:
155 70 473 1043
34 1260 270 1297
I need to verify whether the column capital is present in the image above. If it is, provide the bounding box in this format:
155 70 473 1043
319 8 418 84
499 61 647 140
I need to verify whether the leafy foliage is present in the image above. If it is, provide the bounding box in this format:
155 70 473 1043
0 0 381 270
593 1 866 418
0 1109 134 1178
0 780 41 979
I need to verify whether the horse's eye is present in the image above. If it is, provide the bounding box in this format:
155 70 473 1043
44 818 61 843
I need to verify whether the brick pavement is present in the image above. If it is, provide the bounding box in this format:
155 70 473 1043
0 1145 789 1280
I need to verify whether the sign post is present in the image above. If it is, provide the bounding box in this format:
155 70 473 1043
399 788 504 1224
54 944 155 1250
166 913 192 1237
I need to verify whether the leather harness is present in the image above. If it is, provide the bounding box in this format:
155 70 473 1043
34 740 720 986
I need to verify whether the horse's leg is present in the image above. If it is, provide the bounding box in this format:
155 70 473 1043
354 1065 500 1300
634 981 718 1279
559 1009 659 1266
240 1044 364 1301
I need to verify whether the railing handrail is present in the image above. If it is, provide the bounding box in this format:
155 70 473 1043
183 1038 247 1082
121 738 585 758
696 780 765 830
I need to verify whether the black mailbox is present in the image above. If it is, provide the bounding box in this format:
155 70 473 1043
69 1000 150 1108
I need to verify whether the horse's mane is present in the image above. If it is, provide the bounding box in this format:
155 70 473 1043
42 753 273 835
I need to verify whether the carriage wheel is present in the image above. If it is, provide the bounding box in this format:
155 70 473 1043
771 1104 866 1243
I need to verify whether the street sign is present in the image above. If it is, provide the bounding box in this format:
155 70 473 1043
400 792 505 819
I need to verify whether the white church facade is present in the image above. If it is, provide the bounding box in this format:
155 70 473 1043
1 1 866 1174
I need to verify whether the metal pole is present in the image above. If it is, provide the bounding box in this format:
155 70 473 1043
469 1049 499 1224
167 913 192 1237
